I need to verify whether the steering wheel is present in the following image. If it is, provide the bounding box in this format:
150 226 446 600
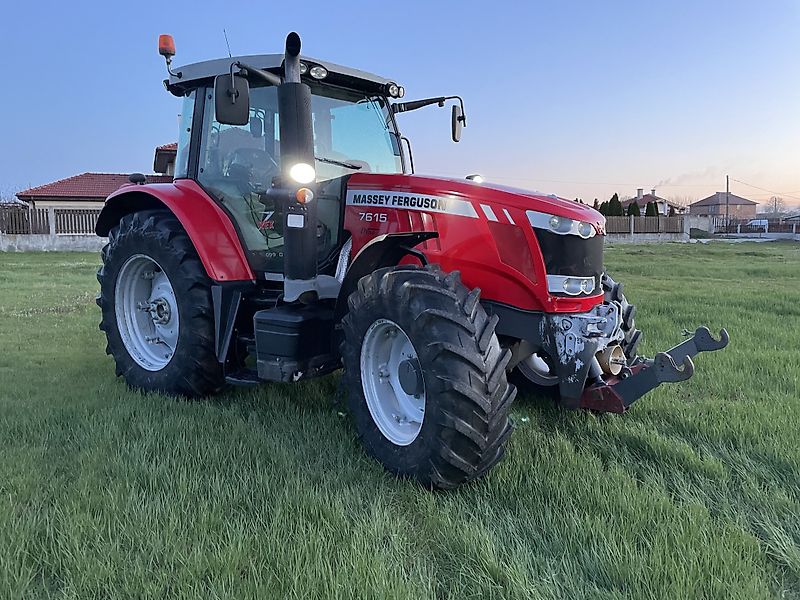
225 148 279 190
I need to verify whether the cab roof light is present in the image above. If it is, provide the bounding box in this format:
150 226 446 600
158 34 175 58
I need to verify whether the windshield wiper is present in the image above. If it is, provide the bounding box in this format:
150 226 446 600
315 156 362 170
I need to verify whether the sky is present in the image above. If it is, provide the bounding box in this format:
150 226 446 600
1 0 798 208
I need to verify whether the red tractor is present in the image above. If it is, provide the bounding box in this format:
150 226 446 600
96 32 728 488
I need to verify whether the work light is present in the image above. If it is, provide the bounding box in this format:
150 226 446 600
309 66 328 79
289 163 316 184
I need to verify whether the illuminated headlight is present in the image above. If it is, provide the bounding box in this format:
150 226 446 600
289 162 315 184
299 62 308 75
527 210 597 239
309 65 328 79
547 275 596 296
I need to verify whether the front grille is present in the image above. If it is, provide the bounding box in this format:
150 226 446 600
533 229 604 294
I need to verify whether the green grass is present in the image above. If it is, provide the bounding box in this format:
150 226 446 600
0 243 798 599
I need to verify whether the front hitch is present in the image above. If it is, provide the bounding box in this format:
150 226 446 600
578 327 730 413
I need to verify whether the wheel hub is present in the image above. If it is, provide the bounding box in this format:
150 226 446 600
398 358 423 397
360 319 426 446
115 255 179 371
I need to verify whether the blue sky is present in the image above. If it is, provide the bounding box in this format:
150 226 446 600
1 0 798 207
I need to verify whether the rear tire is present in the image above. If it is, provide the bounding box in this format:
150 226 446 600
97 210 224 397
341 265 515 489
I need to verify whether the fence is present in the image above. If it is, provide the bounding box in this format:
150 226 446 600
714 218 798 235
0 206 102 235
606 216 684 235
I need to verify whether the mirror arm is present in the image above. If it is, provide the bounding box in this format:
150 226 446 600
393 95 467 127
392 97 446 114
235 61 283 87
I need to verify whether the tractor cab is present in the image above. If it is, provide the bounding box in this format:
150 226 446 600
164 44 407 278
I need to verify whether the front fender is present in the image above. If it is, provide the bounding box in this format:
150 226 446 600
333 231 437 323
97 179 254 282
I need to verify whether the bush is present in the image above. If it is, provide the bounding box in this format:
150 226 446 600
645 201 659 217
627 202 641 217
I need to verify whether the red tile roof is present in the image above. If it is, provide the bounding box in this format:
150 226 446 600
16 173 174 201
157 142 178 152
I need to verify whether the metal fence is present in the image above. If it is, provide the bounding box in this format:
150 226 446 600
714 218 798 234
606 216 684 234
0 206 102 235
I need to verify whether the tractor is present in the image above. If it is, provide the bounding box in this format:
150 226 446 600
95 32 729 488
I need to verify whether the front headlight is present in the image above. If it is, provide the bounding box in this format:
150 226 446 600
527 210 596 239
577 222 594 238
547 275 597 296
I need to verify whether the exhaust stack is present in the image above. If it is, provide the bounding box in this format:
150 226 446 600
278 32 319 302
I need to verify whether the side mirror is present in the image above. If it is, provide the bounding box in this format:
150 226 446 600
451 104 464 143
214 74 250 126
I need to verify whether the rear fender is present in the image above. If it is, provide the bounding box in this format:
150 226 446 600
96 180 254 282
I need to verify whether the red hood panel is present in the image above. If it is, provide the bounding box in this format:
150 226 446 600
347 173 605 231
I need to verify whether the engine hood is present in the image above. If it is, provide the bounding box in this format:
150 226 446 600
346 173 605 231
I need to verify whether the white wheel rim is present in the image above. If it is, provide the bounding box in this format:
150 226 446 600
360 319 425 446
114 254 179 371
518 352 559 386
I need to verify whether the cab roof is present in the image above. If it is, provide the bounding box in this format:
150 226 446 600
167 54 396 97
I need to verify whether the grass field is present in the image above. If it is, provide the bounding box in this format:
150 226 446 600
0 242 798 599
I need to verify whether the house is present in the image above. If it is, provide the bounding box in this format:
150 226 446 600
688 192 757 219
16 173 173 209
622 188 685 216
15 144 175 209
154 142 177 176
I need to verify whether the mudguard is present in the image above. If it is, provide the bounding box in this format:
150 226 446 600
96 179 254 282
333 231 437 323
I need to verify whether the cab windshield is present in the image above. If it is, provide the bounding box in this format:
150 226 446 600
197 83 402 273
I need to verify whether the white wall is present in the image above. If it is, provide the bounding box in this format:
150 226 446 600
0 234 106 252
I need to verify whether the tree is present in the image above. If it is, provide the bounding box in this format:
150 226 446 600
645 201 658 217
667 195 694 209
593 198 599 210
627 202 641 217
767 196 786 217
598 201 609 215
668 205 676 217
607 193 624 216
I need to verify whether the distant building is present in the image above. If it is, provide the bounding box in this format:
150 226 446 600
154 142 177 176
688 192 757 219
16 173 174 209
622 188 685 216
15 145 174 209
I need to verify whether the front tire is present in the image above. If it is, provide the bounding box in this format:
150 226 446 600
97 210 224 397
341 265 515 489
